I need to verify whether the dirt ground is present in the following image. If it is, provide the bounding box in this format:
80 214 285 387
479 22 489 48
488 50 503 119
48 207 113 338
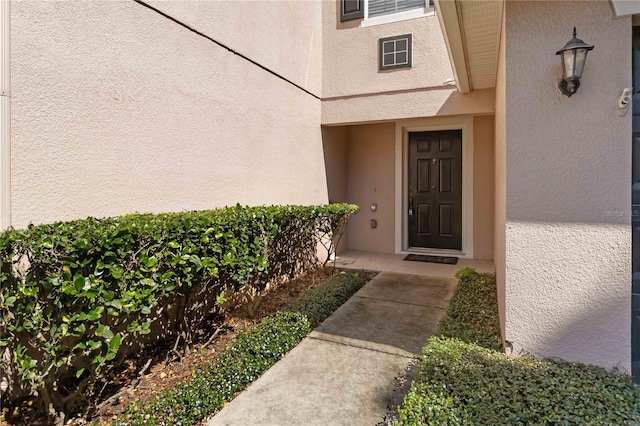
1 266 342 426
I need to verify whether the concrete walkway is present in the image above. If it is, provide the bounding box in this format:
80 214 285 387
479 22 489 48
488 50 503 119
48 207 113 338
207 272 456 426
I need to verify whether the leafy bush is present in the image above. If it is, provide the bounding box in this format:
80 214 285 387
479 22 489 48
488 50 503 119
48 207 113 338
115 271 370 426
398 337 640 425
288 271 369 327
116 311 311 426
437 267 502 351
0 204 358 417
398 268 640 425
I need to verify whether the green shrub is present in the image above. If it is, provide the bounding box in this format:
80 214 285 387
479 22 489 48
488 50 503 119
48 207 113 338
117 311 311 426
115 271 370 426
437 267 502 351
288 271 369 327
398 268 640 425
0 204 358 417
398 337 640 425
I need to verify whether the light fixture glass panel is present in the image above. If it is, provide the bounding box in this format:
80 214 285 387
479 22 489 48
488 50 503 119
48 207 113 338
574 48 587 78
563 50 577 78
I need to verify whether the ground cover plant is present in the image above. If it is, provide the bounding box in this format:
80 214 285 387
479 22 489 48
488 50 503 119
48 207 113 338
436 267 502 351
114 271 372 426
397 268 640 425
0 204 358 421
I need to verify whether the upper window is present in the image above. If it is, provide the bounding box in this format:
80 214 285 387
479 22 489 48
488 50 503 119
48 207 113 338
340 0 433 25
368 0 426 18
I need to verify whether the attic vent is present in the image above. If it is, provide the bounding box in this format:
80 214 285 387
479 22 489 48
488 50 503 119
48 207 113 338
379 34 412 70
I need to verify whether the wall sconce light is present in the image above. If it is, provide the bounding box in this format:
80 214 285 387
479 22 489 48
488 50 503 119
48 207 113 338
556 27 594 97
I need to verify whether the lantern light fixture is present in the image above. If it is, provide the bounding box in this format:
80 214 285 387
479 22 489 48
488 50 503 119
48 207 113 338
556 27 594 97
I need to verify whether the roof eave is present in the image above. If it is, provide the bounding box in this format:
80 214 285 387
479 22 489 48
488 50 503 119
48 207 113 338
434 0 472 94
610 0 640 17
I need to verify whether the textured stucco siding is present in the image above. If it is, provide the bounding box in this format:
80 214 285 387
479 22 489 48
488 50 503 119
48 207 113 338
320 0 494 126
146 0 322 96
322 0 453 98
494 6 506 338
322 87 495 125
345 123 396 254
502 1 631 370
336 117 494 256
321 125 349 253
10 0 325 228
473 115 494 260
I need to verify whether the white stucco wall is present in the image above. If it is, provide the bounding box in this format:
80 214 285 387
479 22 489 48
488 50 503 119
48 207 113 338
10 0 326 228
502 1 632 370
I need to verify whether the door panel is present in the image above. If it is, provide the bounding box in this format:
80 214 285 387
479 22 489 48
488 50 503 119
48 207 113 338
417 160 431 193
417 203 430 234
408 130 462 250
440 204 453 236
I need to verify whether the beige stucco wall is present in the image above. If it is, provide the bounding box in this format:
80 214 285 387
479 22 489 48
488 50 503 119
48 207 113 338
321 125 349 253
501 1 631 370
344 123 396 253
322 126 348 205
322 87 495 125
494 7 507 338
147 0 322 97
473 115 494 260
322 1 453 98
320 0 492 126
10 0 326 229
339 117 494 257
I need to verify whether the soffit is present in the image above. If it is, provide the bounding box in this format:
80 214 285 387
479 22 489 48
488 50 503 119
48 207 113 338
458 0 503 90
610 0 640 17
434 0 502 92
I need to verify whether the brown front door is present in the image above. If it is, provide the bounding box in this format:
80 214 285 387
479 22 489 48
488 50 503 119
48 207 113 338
408 130 462 250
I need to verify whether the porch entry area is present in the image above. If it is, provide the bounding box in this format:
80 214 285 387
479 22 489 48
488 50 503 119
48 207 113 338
408 130 463 251
321 116 494 262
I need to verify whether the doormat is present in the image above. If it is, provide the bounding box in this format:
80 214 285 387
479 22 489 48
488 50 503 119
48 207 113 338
403 254 459 265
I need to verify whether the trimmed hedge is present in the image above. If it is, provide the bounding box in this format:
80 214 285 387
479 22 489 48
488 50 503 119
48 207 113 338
437 267 502 351
116 311 311 426
397 268 640 425
0 204 358 417
288 271 370 328
115 271 371 426
399 337 640 425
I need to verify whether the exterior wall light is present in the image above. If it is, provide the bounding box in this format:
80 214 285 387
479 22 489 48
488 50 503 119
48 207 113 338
556 27 594 97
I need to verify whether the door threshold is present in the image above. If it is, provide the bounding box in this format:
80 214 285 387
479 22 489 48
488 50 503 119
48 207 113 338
404 247 465 257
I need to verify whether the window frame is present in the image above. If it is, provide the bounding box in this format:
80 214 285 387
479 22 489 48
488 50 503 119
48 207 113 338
362 0 434 28
379 34 413 71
